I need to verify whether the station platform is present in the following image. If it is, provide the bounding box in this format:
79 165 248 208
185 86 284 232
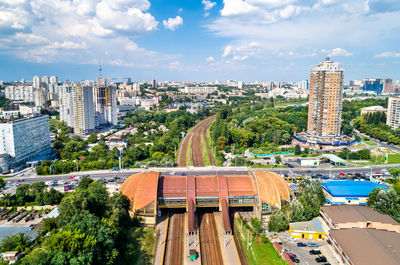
214 212 241 265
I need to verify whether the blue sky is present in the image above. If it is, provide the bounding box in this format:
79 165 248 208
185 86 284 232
0 0 400 82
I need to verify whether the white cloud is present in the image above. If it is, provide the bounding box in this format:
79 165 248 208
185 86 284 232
163 16 183 31
374 52 400 58
221 0 259 16
202 0 216 10
328 48 353 57
222 46 233 57
0 0 180 66
206 56 215 62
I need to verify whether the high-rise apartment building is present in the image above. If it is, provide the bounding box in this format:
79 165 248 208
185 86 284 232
307 57 344 137
94 78 117 126
383 78 393 95
387 97 400 130
0 115 51 166
59 84 95 135
33 76 40 89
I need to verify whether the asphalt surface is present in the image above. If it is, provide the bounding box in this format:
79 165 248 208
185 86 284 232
4 164 398 185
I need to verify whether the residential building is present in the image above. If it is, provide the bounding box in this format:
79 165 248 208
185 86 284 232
308 57 344 138
59 84 95 135
0 115 51 166
383 78 393 94
152 79 157 88
183 86 217 94
5 85 34 102
93 79 118 126
387 97 400 130
33 76 40 89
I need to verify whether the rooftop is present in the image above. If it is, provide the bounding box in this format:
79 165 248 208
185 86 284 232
330 228 400 265
321 205 399 225
361 105 387 111
321 154 346 163
321 180 386 197
289 219 325 233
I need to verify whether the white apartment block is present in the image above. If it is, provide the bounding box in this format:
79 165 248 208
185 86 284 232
387 97 400 130
183 86 217 94
5 85 35 102
0 115 51 165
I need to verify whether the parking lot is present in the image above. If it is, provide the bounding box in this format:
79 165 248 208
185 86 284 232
278 232 343 265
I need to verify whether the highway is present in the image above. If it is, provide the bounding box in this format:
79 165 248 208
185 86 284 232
5 164 399 185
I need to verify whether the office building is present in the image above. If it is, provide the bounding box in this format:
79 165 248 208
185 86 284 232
0 115 51 166
387 97 400 130
152 79 157 88
308 57 344 137
93 79 118 126
59 84 95 135
363 78 383 94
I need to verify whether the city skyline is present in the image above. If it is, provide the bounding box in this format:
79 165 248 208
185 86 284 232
0 0 400 82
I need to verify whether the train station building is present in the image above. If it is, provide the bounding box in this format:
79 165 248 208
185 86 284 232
119 170 292 234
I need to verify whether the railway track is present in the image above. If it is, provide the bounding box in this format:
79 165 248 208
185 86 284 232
199 212 224 265
177 116 216 167
164 213 184 265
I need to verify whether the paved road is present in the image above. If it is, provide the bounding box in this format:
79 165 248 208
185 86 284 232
5 164 398 185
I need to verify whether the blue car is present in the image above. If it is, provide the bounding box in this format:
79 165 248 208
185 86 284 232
297 242 307 247
308 242 319 247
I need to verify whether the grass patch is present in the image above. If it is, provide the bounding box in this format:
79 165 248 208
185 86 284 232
235 218 287 265
201 134 211 166
388 153 400 164
206 125 215 159
364 140 378 146
186 136 193 167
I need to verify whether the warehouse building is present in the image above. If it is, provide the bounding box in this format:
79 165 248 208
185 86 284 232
320 205 400 265
321 180 386 205
119 170 292 234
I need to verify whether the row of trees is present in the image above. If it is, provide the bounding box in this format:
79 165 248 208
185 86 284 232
367 184 400 223
2 178 153 264
354 116 400 145
268 179 326 232
338 148 371 160
0 182 63 207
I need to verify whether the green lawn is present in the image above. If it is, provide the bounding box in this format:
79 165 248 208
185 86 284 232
186 136 193 167
364 140 378 146
236 220 287 265
388 153 400 164
201 134 211 166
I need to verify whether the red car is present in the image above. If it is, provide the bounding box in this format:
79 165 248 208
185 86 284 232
69 176 75 179
17 179 24 182
288 253 297 258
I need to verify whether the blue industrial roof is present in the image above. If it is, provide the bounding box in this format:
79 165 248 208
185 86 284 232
321 180 387 197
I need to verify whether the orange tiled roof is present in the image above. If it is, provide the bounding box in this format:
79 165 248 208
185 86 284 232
253 170 291 208
120 171 159 211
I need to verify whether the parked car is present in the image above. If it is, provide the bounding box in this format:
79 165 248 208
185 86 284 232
309 249 321 255
297 242 307 247
289 256 300 263
288 253 297 258
308 242 319 247
17 179 24 182
316 256 327 263
322 263 331 265
283 249 292 253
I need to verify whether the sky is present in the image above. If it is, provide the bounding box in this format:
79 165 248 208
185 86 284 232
1 0 400 82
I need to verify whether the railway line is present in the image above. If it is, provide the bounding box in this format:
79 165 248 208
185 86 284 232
178 116 216 167
199 212 224 265
163 212 185 265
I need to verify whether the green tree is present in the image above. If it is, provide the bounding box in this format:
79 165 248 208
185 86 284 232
87 133 98 144
294 144 301 155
